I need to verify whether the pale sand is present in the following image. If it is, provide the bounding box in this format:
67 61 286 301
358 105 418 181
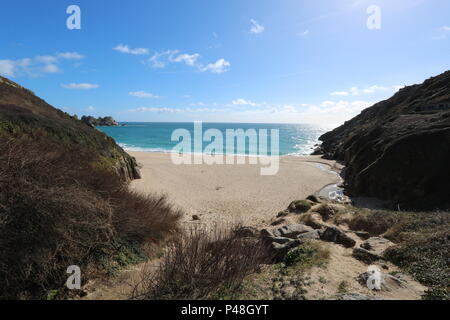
129 152 341 228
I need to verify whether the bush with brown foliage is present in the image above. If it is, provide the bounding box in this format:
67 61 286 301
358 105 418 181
131 224 269 300
0 136 182 299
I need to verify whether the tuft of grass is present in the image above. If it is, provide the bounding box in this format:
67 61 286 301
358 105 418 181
288 200 312 214
338 281 349 294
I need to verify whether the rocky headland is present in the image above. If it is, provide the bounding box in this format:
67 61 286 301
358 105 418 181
81 115 119 127
315 70 450 210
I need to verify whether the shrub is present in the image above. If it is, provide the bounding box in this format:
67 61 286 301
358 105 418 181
131 224 269 300
0 136 181 299
306 195 320 203
288 200 312 214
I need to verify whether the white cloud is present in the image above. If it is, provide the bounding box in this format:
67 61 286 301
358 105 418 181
41 64 61 73
0 60 16 77
128 107 226 113
57 52 85 59
331 85 400 96
440 26 450 32
232 98 259 106
129 91 160 98
0 52 85 78
147 50 230 74
148 50 179 68
86 106 95 111
170 53 200 66
200 58 230 74
250 19 265 34
61 83 99 90
114 44 149 55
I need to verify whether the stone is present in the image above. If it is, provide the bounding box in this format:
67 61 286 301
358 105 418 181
357 271 408 292
260 228 274 239
354 231 371 240
320 226 356 248
268 239 302 262
352 247 383 264
297 230 320 241
361 237 395 255
271 218 286 226
277 210 289 218
272 224 314 239
330 293 383 300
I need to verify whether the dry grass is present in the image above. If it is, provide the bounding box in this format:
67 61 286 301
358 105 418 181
0 136 181 299
131 224 269 300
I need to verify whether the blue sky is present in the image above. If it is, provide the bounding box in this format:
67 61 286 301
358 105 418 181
1 0 449 127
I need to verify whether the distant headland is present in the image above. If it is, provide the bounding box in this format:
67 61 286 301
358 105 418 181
81 115 120 127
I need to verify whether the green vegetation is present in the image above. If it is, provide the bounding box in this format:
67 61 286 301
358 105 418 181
288 200 312 213
338 281 349 294
336 207 449 299
306 194 320 203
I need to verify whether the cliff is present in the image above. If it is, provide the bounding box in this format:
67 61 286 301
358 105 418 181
317 70 450 209
81 115 119 127
0 76 140 181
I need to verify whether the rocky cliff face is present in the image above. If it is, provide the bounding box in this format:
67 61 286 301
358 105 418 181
0 76 140 181
317 71 450 209
81 115 119 127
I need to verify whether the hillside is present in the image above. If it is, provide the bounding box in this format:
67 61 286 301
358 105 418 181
0 76 140 181
0 77 182 300
317 71 450 209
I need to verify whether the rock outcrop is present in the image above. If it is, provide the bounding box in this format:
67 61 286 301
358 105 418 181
316 70 450 209
81 115 119 127
0 76 140 181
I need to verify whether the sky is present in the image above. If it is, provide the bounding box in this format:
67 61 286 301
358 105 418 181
1 0 449 128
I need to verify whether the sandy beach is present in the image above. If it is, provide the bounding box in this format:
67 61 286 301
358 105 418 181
129 152 341 227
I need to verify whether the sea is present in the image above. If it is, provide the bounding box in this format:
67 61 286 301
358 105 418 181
98 122 327 156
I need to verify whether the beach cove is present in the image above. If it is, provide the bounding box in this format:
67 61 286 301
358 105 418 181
129 152 342 227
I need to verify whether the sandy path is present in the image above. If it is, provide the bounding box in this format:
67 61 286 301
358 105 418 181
129 152 341 227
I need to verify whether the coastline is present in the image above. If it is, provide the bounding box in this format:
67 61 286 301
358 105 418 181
129 151 342 227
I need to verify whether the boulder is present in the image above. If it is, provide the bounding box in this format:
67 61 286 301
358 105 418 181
320 226 356 248
354 231 371 240
268 239 302 262
361 237 395 255
357 271 408 292
272 224 314 239
352 247 383 264
297 230 320 241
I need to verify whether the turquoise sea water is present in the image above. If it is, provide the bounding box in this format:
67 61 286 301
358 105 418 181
98 122 326 156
